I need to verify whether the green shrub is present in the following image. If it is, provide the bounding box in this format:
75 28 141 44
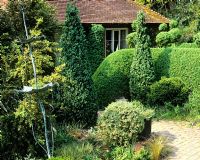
126 32 137 48
129 11 155 101
168 28 182 44
169 20 178 29
59 3 97 126
110 146 151 160
178 43 198 48
96 100 145 146
111 146 133 160
93 48 200 114
133 148 151 160
54 142 94 160
159 23 168 31
193 32 200 46
49 157 65 160
156 32 171 47
88 24 105 73
147 77 190 106
92 49 133 108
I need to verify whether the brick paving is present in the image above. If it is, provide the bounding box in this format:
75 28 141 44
152 120 200 160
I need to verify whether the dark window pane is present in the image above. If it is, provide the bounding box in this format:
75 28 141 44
114 31 119 51
120 30 127 49
106 30 112 40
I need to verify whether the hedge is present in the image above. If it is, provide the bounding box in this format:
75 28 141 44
93 48 200 112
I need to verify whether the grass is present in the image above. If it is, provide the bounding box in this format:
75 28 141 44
147 136 171 160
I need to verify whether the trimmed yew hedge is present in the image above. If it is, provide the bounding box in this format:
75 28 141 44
93 48 200 112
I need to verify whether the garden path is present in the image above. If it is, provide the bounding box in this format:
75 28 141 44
152 120 200 160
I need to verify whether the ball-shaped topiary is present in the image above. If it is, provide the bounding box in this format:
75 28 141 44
156 31 171 47
126 32 137 48
159 23 168 31
147 77 190 106
97 100 145 146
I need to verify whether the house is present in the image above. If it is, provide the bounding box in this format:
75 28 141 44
48 0 169 55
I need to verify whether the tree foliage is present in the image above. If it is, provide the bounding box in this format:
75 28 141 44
87 24 105 74
0 0 58 42
0 13 64 159
59 2 97 126
156 21 181 47
129 12 155 101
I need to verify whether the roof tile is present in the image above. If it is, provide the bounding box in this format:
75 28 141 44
48 0 169 24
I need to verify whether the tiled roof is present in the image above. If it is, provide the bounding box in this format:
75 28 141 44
48 0 169 24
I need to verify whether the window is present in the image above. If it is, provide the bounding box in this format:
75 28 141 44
105 28 128 55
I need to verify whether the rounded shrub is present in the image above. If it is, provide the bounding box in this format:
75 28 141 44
96 100 145 146
169 20 178 29
159 23 168 31
168 28 182 43
92 49 133 108
156 32 171 47
147 77 190 106
93 48 200 113
126 32 137 48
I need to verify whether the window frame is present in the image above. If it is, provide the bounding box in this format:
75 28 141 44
105 28 128 56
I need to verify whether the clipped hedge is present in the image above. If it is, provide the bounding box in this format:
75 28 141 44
178 43 198 48
147 77 190 106
93 48 200 112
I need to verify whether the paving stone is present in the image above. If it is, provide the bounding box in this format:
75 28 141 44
152 120 200 160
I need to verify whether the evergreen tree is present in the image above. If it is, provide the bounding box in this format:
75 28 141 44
88 24 105 74
129 11 155 101
59 2 97 126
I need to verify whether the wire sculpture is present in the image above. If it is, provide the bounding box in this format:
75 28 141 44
14 1 56 158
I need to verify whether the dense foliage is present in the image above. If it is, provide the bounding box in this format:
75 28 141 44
156 21 182 47
0 0 62 158
0 19 63 158
93 48 200 114
97 100 145 146
0 0 58 41
126 32 137 48
129 12 155 101
147 77 190 106
88 24 105 74
92 49 132 108
59 2 97 126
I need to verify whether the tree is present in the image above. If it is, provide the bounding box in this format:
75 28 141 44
59 2 97 126
88 24 105 74
129 11 155 101
1 0 58 41
0 18 64 158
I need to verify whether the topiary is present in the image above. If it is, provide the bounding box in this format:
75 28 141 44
96 100 145 146
92 49 133 108
126 32 137 48
159 23 168 31
147 77 190 106
59 2 97 126
156 32 171 47
169 20 178 29
129 11 155 101
168 28 182 44
87 24 105 74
